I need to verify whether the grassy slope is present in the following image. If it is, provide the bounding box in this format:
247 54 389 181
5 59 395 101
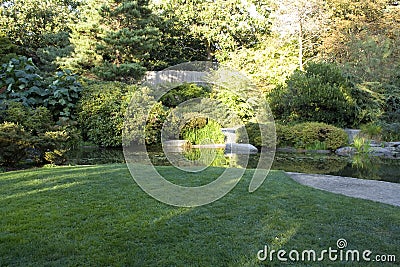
0 164 399 266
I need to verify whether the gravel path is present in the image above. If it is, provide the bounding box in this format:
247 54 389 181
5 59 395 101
286 172 400 207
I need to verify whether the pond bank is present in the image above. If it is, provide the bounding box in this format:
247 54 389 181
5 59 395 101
64 147 400 183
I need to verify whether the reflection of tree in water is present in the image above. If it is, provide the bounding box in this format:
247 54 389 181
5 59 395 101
338 155 400 183
269 153 348 174
351 154 381 181
67 147 125 165
182 148 231 168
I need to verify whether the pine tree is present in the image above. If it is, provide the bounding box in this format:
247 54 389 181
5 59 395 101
0 0 78 71
59 0 109 75
94 0 161 82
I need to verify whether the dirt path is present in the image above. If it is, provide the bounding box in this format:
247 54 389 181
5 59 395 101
286 172 400 207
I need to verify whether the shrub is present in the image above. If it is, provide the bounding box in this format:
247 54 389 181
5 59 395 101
181 119 224 145
380 122 400 142
160 83 211 108
360 122 382 140
236 122 276 148
123 86 170 147
0 102 79 165
79 83 168 147
0 56 45 106
275 122 348 151
93 62 146 83
291 122 348 150
44 149 68 165
268 62 380 127
0 34 17 64
145 102 169 146
0 122 31 166
350 84 382 125
78 82 134 147
38 130 76 165
0 101 53 134
381 84 400 123
0 56 83 121
275 123 294 147
44 70 83 120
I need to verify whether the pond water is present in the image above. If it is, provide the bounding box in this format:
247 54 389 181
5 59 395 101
67 147 400 183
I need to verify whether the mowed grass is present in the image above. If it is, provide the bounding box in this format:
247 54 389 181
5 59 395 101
0 164 399 266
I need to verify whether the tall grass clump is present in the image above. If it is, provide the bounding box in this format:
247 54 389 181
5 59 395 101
352 136 371 154
181 119 225 145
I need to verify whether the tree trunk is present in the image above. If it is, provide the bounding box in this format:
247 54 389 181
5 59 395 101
298 21 304 70
206 39 212 60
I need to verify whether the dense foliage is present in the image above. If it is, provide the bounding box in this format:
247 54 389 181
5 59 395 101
0 56 82 120
0 0 78 72
79 83 169 147
94 0 160 82
0 122 31 165
160 83 211 108
1 0 399 165
268 62 381 127
78 82 135 147
0 102 79 166
276 122 348 150
181 119 225 145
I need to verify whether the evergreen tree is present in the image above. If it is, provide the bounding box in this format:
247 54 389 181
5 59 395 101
0 0 79 71
94 0 161 82
321 0 400 83
59 0 110 75
153 0 271 61
0 32 18 64
147 1 209 70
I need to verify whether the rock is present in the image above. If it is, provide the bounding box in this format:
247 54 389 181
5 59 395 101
163 140 190 152
225 143 258 154
369 147 394 157
335 147 357 156
308 150 331 154
385 142 400 148
277 147 298 153
344 129 361 144
369 140 383 147
192 144 225 149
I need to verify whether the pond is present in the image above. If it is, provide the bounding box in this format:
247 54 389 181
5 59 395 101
66 147 400 183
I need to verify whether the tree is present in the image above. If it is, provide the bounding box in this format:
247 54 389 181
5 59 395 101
59 0 110 75
93 0 161 82
147 0 209 69
154 0 271 61
267 62 380 127
0 32 18 64
0 0 79 71
270 0 329 70
219 39 298 92
321 0 400 83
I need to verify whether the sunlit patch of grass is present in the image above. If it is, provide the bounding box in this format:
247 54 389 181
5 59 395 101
0 164 399 266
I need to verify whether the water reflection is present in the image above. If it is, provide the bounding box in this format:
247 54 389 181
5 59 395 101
347 154 382 181
67 147 400 183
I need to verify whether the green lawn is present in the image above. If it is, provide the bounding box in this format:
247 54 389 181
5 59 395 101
0 164 399 266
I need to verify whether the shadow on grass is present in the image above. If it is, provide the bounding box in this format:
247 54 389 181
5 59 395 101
0 164 399 266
